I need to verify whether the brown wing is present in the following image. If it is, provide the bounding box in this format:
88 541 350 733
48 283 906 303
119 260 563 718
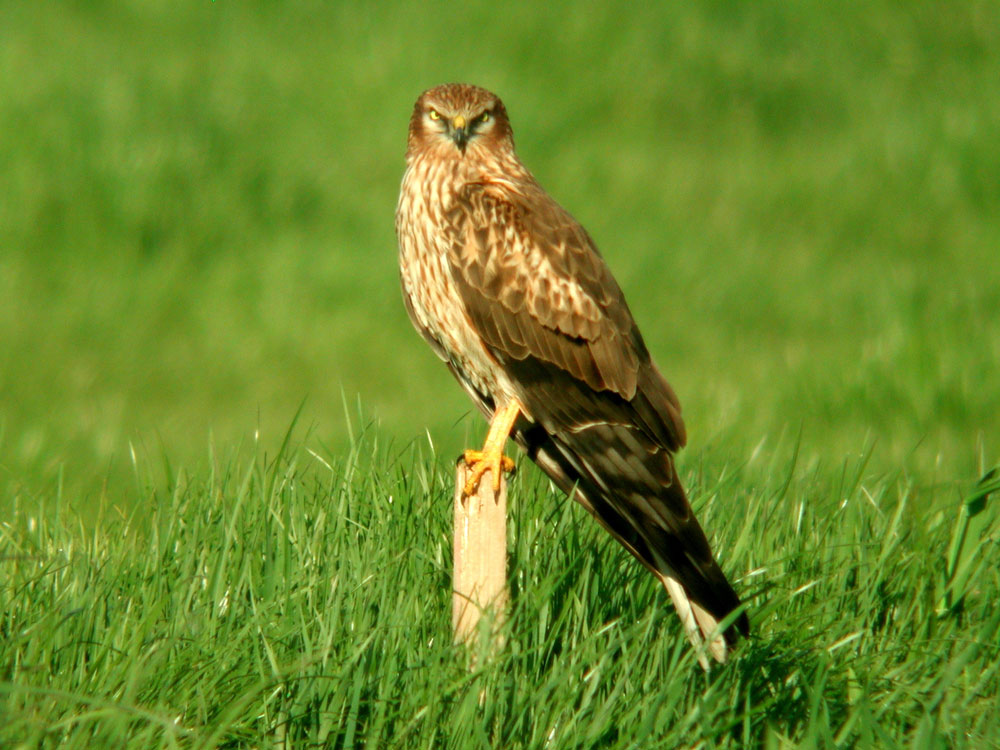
444 177 685 451
444 177 748 639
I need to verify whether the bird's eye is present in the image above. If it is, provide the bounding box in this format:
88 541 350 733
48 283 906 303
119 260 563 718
428 109 441 121
480 112 490 124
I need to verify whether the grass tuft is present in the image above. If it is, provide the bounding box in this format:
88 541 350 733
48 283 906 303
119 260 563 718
2 428 997 747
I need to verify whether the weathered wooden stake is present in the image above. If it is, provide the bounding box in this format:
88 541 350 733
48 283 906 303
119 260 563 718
452 463 508 654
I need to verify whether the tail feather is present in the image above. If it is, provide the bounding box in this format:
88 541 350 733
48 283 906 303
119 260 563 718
656 561 730 668
690 600 728 664
517 422 747 664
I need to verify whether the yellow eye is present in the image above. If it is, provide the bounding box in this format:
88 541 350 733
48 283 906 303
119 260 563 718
428 109 441 120
480 112 490 123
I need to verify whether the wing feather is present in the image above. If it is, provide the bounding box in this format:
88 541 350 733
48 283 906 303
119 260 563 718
441 171 748 649
446 178 684 451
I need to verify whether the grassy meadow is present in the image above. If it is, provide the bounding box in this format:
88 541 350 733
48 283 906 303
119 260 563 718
2 1 999 746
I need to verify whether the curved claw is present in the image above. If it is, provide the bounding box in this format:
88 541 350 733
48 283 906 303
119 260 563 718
459 399 523 499
462 448 516 497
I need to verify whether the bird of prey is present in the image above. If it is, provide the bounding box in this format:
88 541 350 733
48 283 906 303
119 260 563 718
395 83 748 665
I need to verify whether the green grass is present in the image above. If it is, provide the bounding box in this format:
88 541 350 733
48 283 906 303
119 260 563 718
2 0 1000 746
2 423 999 747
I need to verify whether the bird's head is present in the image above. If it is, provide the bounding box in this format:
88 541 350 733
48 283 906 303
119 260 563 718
407 83 514 160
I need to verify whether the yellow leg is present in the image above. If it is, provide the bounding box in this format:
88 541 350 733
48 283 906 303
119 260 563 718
462 399 522 497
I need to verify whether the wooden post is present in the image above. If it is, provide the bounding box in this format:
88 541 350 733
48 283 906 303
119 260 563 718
452 463 508 653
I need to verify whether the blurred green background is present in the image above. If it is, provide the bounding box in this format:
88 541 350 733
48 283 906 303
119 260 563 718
2 0 998 508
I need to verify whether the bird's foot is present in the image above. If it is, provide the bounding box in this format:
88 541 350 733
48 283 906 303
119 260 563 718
461 448 515 497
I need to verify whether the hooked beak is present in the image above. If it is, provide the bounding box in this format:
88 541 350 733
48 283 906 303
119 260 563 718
450 115 469 150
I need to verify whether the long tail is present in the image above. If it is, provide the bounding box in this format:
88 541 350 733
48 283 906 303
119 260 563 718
515 422 748 666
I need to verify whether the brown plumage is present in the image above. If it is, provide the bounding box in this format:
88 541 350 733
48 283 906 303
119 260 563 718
396 83 748 666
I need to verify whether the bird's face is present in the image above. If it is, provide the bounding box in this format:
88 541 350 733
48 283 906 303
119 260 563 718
407 84 514 161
